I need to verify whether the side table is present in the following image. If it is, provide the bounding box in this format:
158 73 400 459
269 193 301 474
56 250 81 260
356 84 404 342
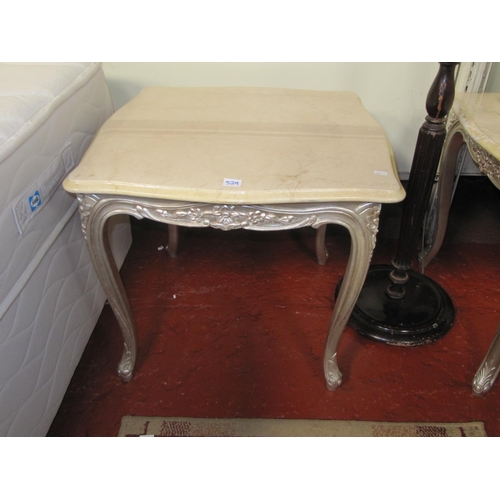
420 92 500 267
419 92 500 395
63 87 405 390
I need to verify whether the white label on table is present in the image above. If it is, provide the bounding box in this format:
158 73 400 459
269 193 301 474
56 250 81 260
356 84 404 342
223 178 243 187
373 170 388 176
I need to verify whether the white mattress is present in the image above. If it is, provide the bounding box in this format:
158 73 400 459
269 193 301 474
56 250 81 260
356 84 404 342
0 63 132 436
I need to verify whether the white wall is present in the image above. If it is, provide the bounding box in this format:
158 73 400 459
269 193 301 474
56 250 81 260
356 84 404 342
486 62 500 92
102 62 441 178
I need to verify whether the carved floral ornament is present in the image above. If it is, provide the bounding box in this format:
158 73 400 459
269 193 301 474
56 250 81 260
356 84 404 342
152 205 302 231
358 203 380 245
76 193 97 237
468 140 500 180
77 195 381 237
473 361 498 394
447 111 460 130
446 116 500 182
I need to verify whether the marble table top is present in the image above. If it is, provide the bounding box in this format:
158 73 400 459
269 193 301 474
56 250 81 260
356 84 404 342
64 87 405 205
452 92 500 160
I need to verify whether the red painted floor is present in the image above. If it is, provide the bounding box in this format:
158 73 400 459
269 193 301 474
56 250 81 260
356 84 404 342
48 176 500 436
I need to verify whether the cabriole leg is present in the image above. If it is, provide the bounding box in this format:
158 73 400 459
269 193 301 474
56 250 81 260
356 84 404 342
322 204 380 390
473 321 500 396
78 195 138 382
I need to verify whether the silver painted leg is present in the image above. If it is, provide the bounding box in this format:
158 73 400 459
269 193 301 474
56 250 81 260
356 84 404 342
167 225 178 258
469 147 500 395
315 225 328 265
473 320 500 396
319 204 380 390
78 194 138 382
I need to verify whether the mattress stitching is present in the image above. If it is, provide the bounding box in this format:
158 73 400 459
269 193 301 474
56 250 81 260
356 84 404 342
0 199 78 321
0 63 101 164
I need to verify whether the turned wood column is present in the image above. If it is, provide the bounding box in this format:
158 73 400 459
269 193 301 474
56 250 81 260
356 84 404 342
343 62 458 346
387 62 458 299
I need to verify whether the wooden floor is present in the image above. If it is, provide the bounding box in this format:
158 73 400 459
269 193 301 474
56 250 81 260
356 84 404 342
47 176 500 437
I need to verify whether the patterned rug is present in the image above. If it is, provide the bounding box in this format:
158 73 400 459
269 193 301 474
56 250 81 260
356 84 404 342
118 416 487 437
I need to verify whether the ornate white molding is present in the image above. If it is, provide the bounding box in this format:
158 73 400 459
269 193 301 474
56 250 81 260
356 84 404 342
77 193 99 238
468 140 500 181
356 203 380 258
446 110 460 132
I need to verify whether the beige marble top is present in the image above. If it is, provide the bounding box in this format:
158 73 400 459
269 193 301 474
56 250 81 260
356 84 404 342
452 92 500 160
64 87 405 204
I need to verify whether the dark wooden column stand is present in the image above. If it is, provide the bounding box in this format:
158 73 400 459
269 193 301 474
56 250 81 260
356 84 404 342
344 62 458 345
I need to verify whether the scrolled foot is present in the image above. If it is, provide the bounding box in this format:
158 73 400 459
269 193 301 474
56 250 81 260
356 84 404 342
317 248 328 266
117 346 134 383
472 362 497 397
325 354 343 391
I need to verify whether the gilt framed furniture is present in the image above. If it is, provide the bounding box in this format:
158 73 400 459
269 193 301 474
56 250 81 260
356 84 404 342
63 87 404 390
420 92 500 267
418 92 500 395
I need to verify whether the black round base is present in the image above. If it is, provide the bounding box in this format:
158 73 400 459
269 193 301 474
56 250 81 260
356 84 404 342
339 265 455 346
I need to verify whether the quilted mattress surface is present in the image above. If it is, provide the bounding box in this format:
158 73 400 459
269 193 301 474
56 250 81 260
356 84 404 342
0 62 131 435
